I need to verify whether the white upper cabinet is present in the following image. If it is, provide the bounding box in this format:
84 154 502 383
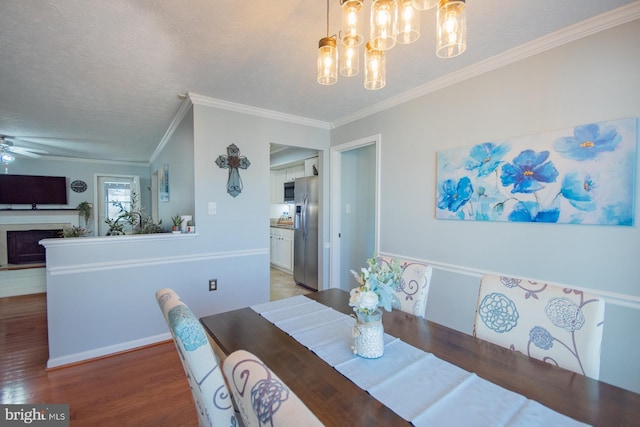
304 156 318 176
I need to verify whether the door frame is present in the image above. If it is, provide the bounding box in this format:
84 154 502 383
329 134 381 289
94 174 141 236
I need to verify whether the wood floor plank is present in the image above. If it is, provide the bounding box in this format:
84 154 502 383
0 293 198 426
1 272 304 425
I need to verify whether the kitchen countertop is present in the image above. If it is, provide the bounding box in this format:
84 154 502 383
271 223 294 229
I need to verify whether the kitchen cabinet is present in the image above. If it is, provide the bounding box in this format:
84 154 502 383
271 164 305 203
270 227 294 274
270 170 285 204
304 156 318 176
284 165 304 182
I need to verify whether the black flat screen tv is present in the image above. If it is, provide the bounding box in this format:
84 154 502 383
0 174 68 206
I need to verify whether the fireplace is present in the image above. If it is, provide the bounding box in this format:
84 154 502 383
7 229 62 265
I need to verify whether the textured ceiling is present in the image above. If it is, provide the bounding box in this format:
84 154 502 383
0 0 637 163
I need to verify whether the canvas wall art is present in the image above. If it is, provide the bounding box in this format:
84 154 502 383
436 117 637 226
159 163 169 202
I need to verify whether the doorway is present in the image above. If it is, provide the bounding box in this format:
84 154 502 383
330 135 380 291
95 175 140 236
269 144 321 298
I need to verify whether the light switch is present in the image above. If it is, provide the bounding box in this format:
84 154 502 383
208 202 216 215
345 203 351 214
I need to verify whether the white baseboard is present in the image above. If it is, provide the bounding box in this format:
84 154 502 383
46 332 171 369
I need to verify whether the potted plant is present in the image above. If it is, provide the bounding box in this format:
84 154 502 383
77 201 92 228
171 214 183 233
60 225 87 238
105 191 163 235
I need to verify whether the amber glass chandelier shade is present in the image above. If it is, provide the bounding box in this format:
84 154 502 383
364 43 386 90
317 37 338 85
342 0 364 47
340 44 360 77
397 0 420 44
436 0 467 58
370 0 398 51
411 0 438 11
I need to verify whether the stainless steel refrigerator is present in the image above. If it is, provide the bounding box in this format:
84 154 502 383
293 176 318 290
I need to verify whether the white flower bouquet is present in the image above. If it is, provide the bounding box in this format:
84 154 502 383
349 256 403 316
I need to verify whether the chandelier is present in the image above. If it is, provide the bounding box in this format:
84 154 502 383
317 0 467 90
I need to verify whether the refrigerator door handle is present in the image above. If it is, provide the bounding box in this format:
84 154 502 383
302 195 309 240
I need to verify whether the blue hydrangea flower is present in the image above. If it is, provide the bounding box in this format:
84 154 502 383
500 150 559 194
545 297 585 331
508 201 560 223
478 293 519 333
465 142 510 177
554 123 622 161
560 171 596 211
437 177 473 212
529 326 554 350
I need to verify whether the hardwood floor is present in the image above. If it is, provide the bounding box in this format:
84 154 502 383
0 272 312 425
0 293 197 426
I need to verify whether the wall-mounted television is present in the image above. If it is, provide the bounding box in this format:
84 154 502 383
0 174 68 206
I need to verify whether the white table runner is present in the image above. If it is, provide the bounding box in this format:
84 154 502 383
251 295 588 427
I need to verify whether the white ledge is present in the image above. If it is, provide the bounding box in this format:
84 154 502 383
40 232 198 247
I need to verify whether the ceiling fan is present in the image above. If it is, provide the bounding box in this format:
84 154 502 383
0 135 48 158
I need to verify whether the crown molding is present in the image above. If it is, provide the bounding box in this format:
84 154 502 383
150 95 193 164
332 1 640 128
188 93 332 130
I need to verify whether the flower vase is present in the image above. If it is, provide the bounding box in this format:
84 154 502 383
352 309 384 358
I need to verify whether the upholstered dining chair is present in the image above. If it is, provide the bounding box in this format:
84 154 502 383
155 288 239 427
222 349 323 427
473 275 605 379
380 257 433 318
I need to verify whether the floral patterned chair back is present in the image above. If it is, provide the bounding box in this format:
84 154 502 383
155 288 239 427
381 257 433 318
473 275 605 379
222 349 323 427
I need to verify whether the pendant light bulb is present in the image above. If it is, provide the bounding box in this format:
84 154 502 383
340 43 360 77
398 0 420 44
342 0 364 47
364 43 386 90
317 37 338 85
436 0 467 58
370 0 398 51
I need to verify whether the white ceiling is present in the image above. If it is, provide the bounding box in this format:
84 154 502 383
0 0 637 163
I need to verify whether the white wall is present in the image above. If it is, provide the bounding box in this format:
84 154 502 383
339 144 377 291
151 106 195 226
43 101 331 367
331 20 640 393
192 104 331 285
1 157 151 227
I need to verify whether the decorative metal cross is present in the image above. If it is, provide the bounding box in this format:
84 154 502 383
215 143 251 197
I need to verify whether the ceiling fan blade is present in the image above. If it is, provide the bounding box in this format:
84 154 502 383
8 146 43 158
12 145 48 154
9 136 92 151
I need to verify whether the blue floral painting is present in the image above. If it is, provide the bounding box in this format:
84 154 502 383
436 117 637 225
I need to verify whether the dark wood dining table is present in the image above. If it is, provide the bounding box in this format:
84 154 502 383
200 288 640 426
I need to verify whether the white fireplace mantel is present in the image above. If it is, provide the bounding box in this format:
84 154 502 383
0 210 80 268
0 209 80 226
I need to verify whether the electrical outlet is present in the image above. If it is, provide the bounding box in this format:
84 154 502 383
209 279 217 291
